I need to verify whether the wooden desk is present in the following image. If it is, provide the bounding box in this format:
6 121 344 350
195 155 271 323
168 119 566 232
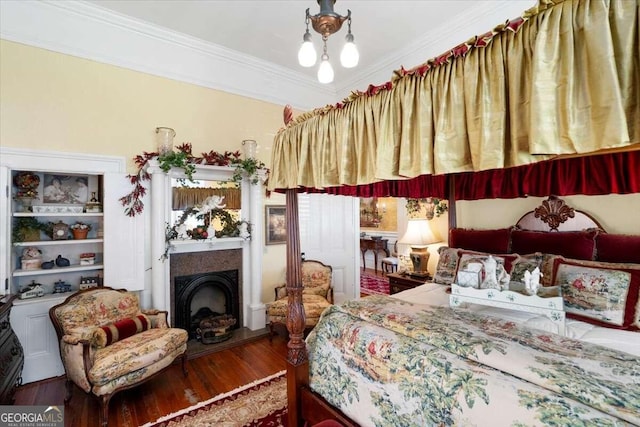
360 238 389 273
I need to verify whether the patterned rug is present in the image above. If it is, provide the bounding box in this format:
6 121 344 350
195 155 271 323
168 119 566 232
141 370 287 427
360 271 390 295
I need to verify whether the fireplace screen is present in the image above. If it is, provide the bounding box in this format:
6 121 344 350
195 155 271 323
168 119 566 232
174 269 240 340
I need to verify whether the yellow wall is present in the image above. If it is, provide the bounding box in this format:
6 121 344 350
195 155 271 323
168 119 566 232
0 40 282 170
0 40 288 303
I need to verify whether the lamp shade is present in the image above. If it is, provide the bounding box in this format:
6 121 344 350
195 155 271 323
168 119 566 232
398 219 439 276
398 219 438 248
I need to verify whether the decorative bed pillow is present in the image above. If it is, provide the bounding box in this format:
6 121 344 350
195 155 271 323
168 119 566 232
448 227 512 254
433 247 460 285
552 258 640 330
596 233 640 263
540 253 561 287
93 314 151 348
508 253 543 284
511 229 598 260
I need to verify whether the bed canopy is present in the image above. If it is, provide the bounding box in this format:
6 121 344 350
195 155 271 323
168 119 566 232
272 1 640 424
268 0 639 197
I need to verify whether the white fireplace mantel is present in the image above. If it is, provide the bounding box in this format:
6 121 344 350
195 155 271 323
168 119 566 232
146 160 267 330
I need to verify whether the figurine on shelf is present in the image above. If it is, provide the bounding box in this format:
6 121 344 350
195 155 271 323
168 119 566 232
55 255 70 267
19 280 45 299
21 246 42 271
53 280 72 293
41 260 54 269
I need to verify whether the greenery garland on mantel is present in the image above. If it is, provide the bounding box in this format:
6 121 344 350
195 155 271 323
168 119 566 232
120 143 268 217
162 206 252 260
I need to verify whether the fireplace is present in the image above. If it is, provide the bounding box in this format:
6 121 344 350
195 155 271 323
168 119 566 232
170 249 244 332
174 270 240 340
148 162 267 331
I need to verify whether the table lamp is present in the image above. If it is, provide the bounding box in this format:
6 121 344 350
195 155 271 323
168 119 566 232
398 219 439 278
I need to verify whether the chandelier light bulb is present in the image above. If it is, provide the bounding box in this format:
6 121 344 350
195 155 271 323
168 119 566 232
340 33 359 68
317 53 334 84
298 30 317 67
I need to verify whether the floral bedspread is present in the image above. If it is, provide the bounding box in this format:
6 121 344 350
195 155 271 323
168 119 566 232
307 295 640 426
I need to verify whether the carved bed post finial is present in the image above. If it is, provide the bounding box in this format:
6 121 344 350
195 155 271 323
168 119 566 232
285 187 308 427
284 104 294 126
533 195 575 231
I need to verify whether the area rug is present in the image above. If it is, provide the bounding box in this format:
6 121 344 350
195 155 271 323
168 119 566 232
360 271 390 295
141 370 287 427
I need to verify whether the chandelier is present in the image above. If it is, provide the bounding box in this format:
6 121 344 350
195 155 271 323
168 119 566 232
297 0 359 84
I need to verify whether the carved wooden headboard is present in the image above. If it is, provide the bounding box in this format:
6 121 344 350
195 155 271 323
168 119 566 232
515 196 604 232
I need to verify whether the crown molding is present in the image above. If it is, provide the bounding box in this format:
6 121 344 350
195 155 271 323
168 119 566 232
336 0 528 98
1 1 528 112
0 147 125 173
0 0 336 111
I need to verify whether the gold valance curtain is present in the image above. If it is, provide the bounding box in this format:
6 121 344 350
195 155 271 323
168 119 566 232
268 0 639 192
172 187 241 210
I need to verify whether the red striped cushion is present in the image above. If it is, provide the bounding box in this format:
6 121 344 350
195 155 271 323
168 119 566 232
93 314 151 348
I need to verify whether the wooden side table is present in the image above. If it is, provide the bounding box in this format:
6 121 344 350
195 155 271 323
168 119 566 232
360 238 389 273
388 272 430 294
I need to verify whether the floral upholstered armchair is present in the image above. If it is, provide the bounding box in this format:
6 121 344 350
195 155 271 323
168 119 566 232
266 259 333 336
49 287 188 427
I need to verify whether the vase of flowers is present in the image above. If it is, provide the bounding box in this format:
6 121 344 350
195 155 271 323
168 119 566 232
70 222 91 240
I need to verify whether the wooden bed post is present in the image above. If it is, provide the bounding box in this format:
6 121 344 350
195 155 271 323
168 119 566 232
285 189 308 427
447 174 457 229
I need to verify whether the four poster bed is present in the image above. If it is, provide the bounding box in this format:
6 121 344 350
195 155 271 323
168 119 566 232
266 0 640 426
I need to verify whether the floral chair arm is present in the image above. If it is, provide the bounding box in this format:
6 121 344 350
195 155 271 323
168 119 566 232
62 334 83 345
274 284 287 300
142 309 169 328
59 339 94 393
327 286 334 304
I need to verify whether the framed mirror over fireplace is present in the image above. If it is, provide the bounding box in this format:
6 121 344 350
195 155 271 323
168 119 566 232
146 160 268 332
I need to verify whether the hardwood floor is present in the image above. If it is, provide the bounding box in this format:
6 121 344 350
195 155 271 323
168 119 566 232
13 335 288 427
13 272 381 425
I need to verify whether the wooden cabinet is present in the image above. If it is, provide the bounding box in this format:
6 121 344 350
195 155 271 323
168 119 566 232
388 272 429 294
0 295 23 404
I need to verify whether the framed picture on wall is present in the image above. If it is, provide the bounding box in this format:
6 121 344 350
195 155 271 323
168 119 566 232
43 174 89 204
360 197 381 228
265 205 286 245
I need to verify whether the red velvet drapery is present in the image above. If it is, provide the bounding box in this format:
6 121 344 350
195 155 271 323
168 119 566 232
288 150 639 200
